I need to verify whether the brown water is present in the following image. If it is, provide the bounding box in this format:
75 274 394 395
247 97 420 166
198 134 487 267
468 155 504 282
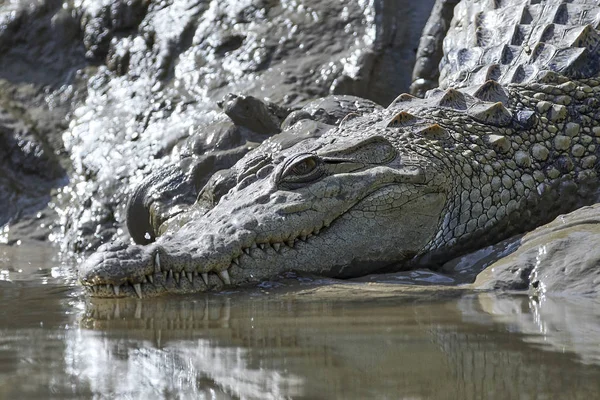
1 244 600 399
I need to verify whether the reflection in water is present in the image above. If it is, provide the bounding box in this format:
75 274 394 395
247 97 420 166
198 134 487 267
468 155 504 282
38 292 600 398
78 295 447 399
0 244 600 398
74 298 305 399
471 293 600 365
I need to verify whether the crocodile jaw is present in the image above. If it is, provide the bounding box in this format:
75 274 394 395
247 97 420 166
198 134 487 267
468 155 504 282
79 164 447 298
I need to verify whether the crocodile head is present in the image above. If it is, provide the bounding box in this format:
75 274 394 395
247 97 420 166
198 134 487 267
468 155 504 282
80 113 450 297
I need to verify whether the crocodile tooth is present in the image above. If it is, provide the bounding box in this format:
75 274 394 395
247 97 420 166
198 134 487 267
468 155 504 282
286 239 294 247
201 273 209 285
300 235 307 241
243 248 250 255
218 270 231 285
133 283 143 299
173 271 180 284
154 253 161 272
258 243 266 250
113 284 120 296
162 271 168 280
147 275 153 284
273 243 281 252
232 257 239 266
106 284 111 292
251 243 258 249
186 272 193 283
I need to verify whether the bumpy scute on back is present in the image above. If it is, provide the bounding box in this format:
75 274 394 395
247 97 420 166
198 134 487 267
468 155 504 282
440 0 600 89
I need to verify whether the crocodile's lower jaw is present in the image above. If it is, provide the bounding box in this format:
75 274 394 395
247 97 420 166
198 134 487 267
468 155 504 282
84 193 445 299
83 221 341 298
83 208 341 298
84 268 232 298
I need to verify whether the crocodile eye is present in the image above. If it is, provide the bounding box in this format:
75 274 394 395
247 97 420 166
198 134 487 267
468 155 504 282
279 154 324 187
290 157 317 176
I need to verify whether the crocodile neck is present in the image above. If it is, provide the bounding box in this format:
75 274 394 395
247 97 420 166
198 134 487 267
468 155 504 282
395 75 600 266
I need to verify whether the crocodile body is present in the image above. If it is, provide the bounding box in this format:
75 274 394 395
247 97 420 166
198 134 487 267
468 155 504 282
80 0 600 298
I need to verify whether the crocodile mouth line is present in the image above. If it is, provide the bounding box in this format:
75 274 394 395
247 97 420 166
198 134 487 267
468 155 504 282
83 217 336 299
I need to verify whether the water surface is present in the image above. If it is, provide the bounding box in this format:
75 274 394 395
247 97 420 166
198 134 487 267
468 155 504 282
1 243 599 399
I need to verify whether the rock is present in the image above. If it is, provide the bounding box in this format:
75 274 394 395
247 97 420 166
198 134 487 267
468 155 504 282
0 0 89 242
474 204 600 296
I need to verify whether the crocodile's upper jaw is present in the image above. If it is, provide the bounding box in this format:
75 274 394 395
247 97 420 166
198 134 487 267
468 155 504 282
80 132 448 298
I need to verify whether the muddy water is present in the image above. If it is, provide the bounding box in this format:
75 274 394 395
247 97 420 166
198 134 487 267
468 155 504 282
1 244 600 399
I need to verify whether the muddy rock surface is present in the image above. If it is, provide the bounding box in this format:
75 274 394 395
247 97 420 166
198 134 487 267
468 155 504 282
474 204 600 296
0 0 89 244
466 293 600 364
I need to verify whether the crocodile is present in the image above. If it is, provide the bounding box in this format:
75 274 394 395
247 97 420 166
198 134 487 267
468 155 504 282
80 0 600 298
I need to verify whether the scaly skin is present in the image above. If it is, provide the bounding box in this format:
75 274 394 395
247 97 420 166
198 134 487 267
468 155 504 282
80 70 600 297
80 0 600 297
